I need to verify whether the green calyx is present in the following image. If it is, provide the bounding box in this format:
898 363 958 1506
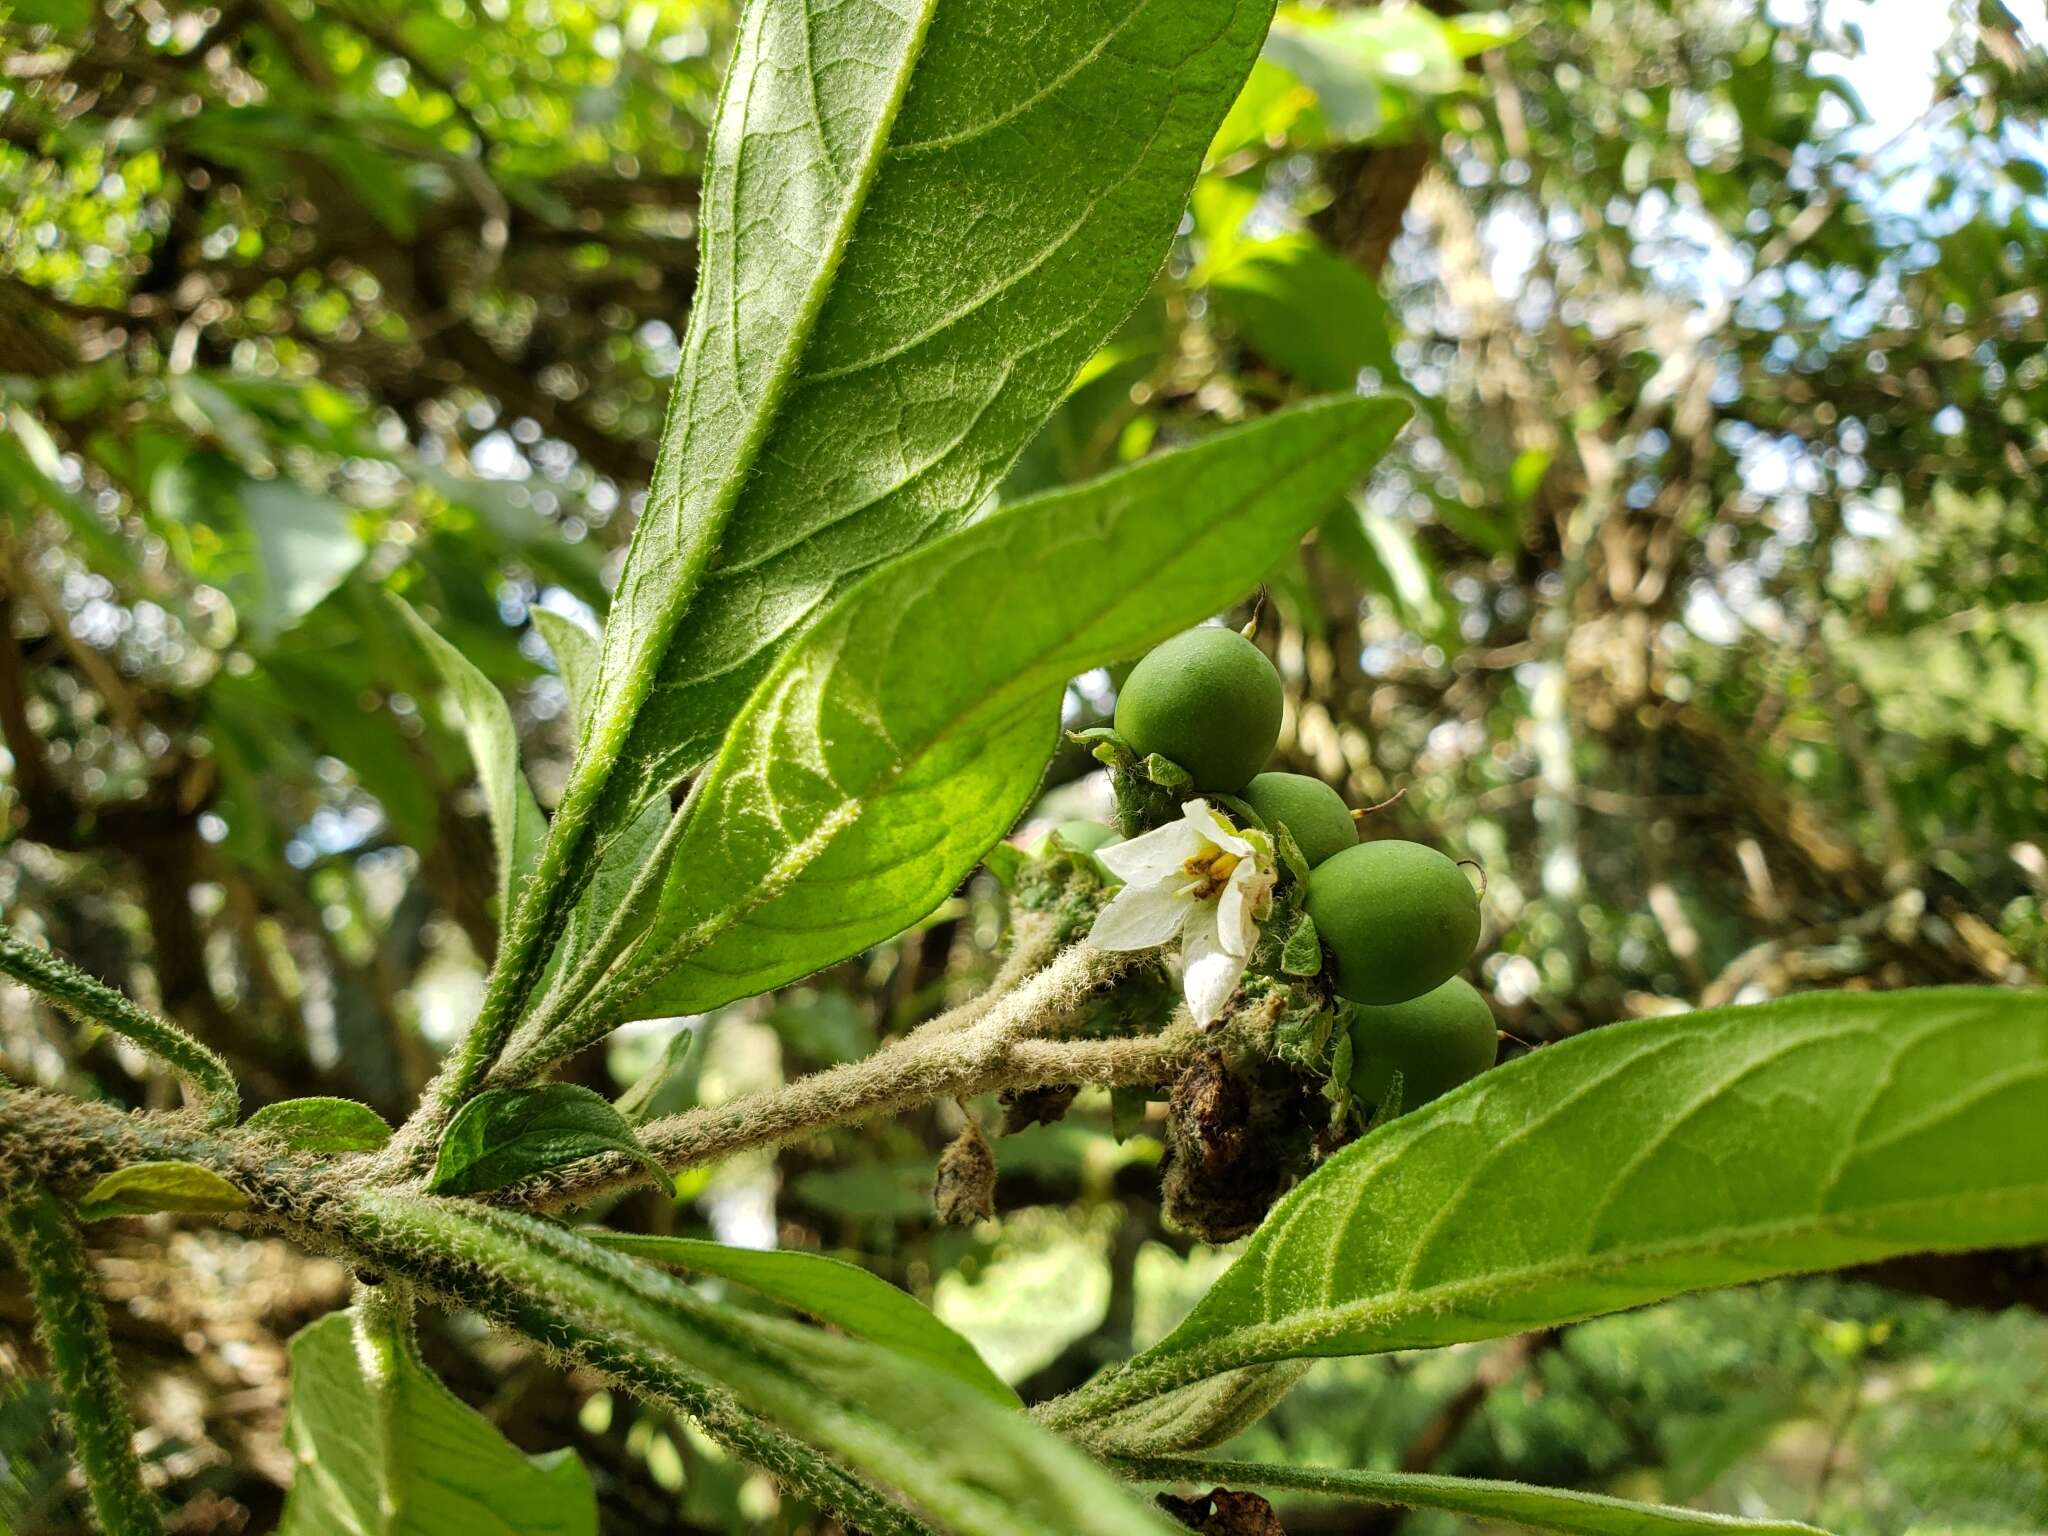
1113 627 1282 794
1239 773 1357 868
1305 840 1481 1006
1346 976 1499 1112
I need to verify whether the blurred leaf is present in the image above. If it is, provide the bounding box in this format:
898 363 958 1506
279 1308 596 1536
391 592 547 915
531 608 601 735
585 1231 1018 1405
1209 235 1397 391
431 1084 675 1198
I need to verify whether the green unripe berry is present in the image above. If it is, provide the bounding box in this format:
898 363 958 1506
1347 976 1497 1111
1239 772 1357 867
1114 627 1282 793
1305 840 1481 1005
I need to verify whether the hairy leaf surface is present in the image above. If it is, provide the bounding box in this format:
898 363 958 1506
585 1231 1015 1405
611 395 1408 1019
430 1085 674 1197
356 1196 1178 1536
1058 988 2048 1418
243 1097 392 1155
1116 1456 1825 1536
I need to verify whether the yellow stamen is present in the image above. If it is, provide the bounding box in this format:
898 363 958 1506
1181 847 1241 901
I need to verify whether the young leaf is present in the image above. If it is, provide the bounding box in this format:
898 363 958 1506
584 1231 1016 1406
389 592 547 917
0 924 239 1126
1050 987 2048 1424
430 1084 676 1198
1116 1456 1825 1536
278 1308 597 1536
243 1097 393 1155
606 394 1410 1024
511 0 1280 1047
77 1162 251 1221
353 1195 1180 1536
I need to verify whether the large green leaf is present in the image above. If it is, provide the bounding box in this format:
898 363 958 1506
353 1195 1179 1536
278 1308 597 1536
603 395 1409 1023
1116 1456 1824 1536
584 1231 1016 1405
1050 988 2048 1424
529 0 1279 1006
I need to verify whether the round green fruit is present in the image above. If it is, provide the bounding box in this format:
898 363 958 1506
1114 627 1282 794
1239 772 1357 867
1347 976 1497 1111
1305 840 1481 1005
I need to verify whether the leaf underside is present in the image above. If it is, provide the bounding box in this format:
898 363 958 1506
1087 988 2048 1404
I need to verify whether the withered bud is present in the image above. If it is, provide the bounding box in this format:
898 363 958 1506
932 1119 996 1226
1156 1487 1287 1535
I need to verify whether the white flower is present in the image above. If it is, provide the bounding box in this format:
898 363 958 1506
1087 799 1276 1030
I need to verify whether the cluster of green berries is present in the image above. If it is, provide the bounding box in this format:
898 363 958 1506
1112 626 1497 1113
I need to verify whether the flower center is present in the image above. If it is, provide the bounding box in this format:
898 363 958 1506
1181 846 1241 901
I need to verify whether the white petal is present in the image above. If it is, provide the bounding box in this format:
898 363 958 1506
1097 817 1204 885
1215 869 1254 956
1183 799 1253 858
1088 881 1190 951
1181 906 1248 1029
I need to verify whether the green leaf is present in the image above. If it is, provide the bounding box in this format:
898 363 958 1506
1053 988 2048 1422
390 593 547 917
533 0 1280 1009
353 1196 1180 1536
429 1084 675 1198
243 1097 393 1155
278 1308 596 1536
583 1231 1016 1406
610 395 1410 1022
77 1162 251 1221
1116 1456 1826 1536
530 608 601 736
1263 8 1466 142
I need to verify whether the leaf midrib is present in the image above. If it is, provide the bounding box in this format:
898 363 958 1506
1141 1178 2048 1392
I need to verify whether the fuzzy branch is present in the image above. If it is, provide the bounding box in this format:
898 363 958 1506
514 945 1214 1210
0 1188 166 1536
0 925 240 1127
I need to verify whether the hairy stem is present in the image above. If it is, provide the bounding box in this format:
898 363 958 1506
518 946 1211 1210
0 925 238 1126
0 1187 165 1536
